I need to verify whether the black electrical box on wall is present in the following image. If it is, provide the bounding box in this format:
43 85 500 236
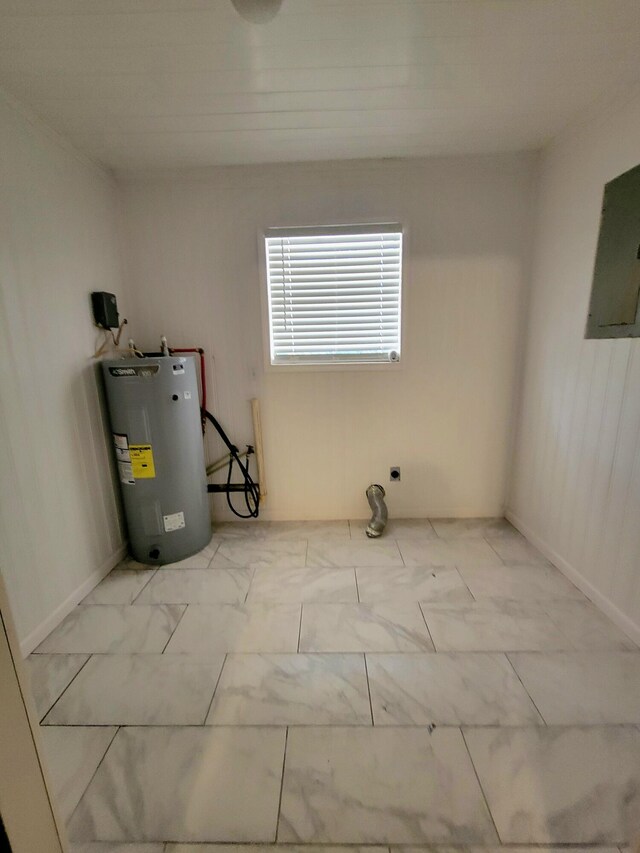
91 291 119 329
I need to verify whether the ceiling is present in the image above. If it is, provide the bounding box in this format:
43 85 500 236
1 0 640 170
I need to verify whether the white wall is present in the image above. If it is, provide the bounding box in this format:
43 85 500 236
0 92 128 652
119 154 535 521
508 90 640 642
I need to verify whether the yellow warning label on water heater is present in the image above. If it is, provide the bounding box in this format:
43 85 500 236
129 445 156 479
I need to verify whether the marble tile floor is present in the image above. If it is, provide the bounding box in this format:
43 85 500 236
24 518 640 849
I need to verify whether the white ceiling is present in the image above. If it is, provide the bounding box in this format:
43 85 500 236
1 0 640 170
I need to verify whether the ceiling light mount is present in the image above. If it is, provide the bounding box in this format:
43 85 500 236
231 0 283 24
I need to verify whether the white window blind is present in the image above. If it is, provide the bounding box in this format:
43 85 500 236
265 224 403 365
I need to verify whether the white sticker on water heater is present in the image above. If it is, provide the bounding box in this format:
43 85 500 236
163 511 185 532
118 460 135 485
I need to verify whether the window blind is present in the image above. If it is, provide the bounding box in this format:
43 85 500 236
265 224 403 365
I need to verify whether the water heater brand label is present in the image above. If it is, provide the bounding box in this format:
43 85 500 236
163 511 185 532
129 444 156 478
109 365 159 378
109 366 137 377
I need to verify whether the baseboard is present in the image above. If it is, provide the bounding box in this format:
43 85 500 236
19 542 128 657
506 509 640 647
240 506 506 522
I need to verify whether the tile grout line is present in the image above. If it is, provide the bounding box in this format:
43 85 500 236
274 725 289 842
243 566 257 604
354 567 361 603
296 603 304 653
417 601 438 652
201 652 228 725
504 652 549 726
484 534 508 566
64 723 121 829
130 566 160 604
160 603 188 654
363 652 375 725
455 563 477 602
460 726 503 844
39 653 94 723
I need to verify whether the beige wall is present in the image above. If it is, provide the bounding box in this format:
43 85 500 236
119 154 535 522
508 89 640 643
0 92 128 652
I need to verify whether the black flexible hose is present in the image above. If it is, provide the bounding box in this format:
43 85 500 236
204 409 260 519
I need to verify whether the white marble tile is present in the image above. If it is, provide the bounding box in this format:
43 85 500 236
167 846 387 853
424 598 637 653
266 520 350 539
135 567 252 604
26 653 89 719
367 653 542 725
278 727 497 843
509 651 640 724
430 517 517 539
390 846 619 853
164 603 301 654
421 599 571 652
35 604 185 654
211 539 307 569
350 518 437 539
214 521 271 538
458 563 585 600
247 566 357 603
71 845 164 853
397 539 502 568
306 539 403 568
356 566 473 604
464 726 640 843
81 569 157 605
39 725 117 822
161 536 221 569
69 726 286 843
543 599 637 650
299 603 434 652
116 557 155 572
44 654 225 725
207 653 371 725
484 534 550 565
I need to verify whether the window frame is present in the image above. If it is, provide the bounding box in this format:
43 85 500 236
260 222 406 372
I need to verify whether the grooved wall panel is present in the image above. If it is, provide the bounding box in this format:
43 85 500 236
0 92 127 648
508 91 640 636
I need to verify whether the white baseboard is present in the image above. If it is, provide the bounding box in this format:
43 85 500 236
506 509 640 647
237 506 506 522
19 542 128 657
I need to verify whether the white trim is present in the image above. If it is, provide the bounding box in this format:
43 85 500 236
506 508 640 647
19 543 127 657
245 505 506 522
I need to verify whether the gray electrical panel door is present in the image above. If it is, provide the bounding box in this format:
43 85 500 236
586 163 640 339
102 357 211 564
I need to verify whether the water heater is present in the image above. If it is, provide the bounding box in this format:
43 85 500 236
101 356 211 564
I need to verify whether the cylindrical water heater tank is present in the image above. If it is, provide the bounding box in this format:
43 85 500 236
101 356 211 564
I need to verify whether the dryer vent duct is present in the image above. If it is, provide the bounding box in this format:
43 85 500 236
365 484 388 538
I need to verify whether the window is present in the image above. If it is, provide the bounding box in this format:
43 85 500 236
264 224 403 365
